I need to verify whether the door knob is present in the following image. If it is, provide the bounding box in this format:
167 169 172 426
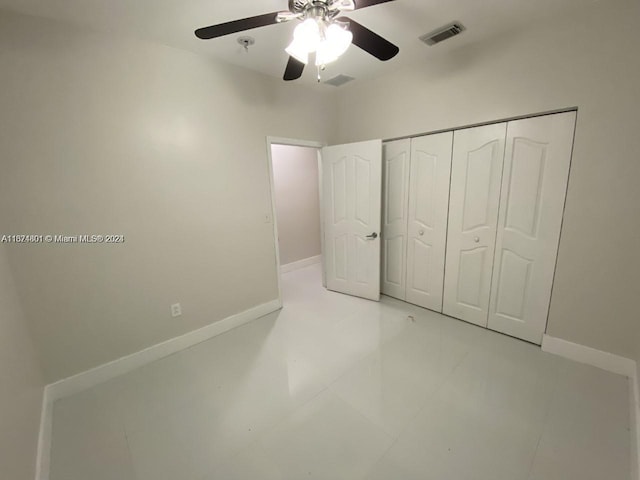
366 232 378 240
419 230 425 236
474 236 480 243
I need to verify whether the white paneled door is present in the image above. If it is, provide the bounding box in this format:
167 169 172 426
405 132 453 312
323 140 382 301
381 139 411 300
488 112 576 344
443 123 507 327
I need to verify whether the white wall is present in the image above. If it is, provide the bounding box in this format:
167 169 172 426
0 10 332 382
0 244 44 480
333 0 640 361
271 145 322 266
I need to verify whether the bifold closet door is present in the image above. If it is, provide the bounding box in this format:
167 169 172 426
405 132 453 311
443 123 507 327
488 112 576 344
381 140 411 300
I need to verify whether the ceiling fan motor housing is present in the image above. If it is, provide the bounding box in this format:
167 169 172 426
289 0 352 19
289 0 309 13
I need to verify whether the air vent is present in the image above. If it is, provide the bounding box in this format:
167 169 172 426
420 22 466 46
324 74 355 87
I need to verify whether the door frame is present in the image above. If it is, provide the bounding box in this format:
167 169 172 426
266 136 326 305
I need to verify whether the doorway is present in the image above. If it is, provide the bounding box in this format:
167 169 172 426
267 137 325 303
267 137 384 305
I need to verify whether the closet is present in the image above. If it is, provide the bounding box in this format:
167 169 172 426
381 111 576 345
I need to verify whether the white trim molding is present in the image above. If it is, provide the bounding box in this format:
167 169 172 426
35 388 52 480
542 335 640 480
541 334 636 377
35 299 281 480
631 362 640 480
46 299 281 401
280 255 322 274
266 136 325 149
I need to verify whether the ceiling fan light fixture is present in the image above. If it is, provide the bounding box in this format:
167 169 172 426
315 23 353 66
294 18 322 51
286 39 310 64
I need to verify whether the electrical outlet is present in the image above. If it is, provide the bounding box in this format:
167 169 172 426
171 303 182 318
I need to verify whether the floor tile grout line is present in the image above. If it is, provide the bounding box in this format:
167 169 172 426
522 359 563 480
116 293 387 479
357 335 552 479
243 301 483 478
121 415 140 480
187 301 423 477
359 347 476 480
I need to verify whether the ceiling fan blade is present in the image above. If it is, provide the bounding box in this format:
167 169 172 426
339 17 399 61
329 0 355 11
276 11 302 22
283 56 305 81
354 0 396 10
195 12 280 40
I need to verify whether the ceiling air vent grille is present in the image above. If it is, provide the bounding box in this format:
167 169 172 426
325 74 355 87
420 22 466 46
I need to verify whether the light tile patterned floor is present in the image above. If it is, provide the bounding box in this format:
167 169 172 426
49 264 631 480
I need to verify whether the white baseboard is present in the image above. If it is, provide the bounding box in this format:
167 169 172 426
542 335 640 480
46 299 282 401
541 334 636 377
631 362 640 480
35 387 52 480
280 255 321 274
35 298 282 480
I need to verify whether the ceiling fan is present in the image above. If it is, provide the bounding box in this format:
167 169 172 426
195 0 399 82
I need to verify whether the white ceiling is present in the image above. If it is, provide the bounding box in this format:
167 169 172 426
0 0 593 87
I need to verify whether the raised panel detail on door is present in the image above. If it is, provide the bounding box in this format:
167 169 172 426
384 236 405 286
381 139 411 300
462 142 500 232
494 249 532 319
332 158 348 224
324 140 382 301
355 236 370 284
456 246 487 309
413 155 436 227
355 157 371 225
504 139 546 237
405 132 452 311
333 234 348 281
488 112 576 344
443 123 507 327
410 240 432 293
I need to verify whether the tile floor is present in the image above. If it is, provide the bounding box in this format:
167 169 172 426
49 264 631 480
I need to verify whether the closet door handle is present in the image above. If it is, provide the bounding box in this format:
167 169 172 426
419 230 425 236
366 232 378 240
474 236 480 243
